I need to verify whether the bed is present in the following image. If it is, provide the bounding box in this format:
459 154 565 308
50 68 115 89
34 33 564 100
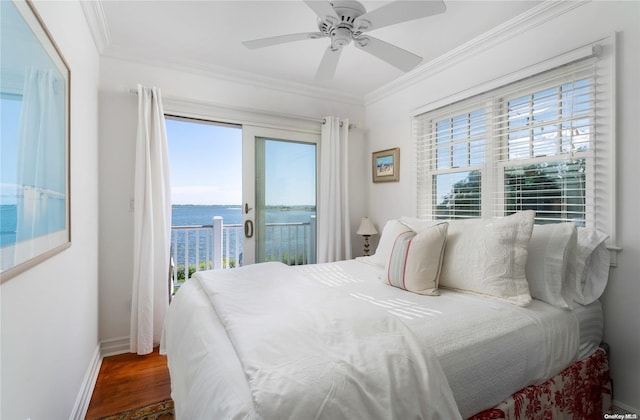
161 211 612 419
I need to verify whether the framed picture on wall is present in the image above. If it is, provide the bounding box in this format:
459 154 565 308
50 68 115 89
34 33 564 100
372 148 400 183
0 0 71 283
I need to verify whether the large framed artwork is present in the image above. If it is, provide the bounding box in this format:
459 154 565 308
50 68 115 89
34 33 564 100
372 148 400 183
0 0 71 282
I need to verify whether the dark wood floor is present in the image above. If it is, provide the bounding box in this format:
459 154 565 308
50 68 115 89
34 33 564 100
85 348 171 419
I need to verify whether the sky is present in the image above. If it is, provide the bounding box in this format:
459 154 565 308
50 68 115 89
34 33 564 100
260 138 316 206
166 118 242 205
166 117 316 206
2 110 315 207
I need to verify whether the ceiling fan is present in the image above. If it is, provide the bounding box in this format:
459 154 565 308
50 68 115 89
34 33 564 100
242 0 446 80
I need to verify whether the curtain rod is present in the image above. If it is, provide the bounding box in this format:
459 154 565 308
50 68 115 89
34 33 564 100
322 117 357 130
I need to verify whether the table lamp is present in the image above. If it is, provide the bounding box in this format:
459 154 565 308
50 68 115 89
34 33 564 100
356 217 378 256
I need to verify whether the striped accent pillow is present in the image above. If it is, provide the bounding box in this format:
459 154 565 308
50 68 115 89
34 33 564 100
385 222 449 296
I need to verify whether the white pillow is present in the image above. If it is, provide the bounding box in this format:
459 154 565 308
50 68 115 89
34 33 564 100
399 217 444 233
369 219 409 267
384 222 449 296
526 223 577 310
439 211 536 306
569 227 610 305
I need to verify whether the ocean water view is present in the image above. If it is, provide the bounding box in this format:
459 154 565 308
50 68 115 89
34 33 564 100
172 204 243 227
2 204 316 266
1 205 17 247
171 204 316 268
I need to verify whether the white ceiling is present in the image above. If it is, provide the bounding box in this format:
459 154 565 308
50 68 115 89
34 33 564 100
90 1 542 100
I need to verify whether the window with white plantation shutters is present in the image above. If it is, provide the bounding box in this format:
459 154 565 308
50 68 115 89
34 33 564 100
432 109 486 219
497 68 595 225
413 41 614 238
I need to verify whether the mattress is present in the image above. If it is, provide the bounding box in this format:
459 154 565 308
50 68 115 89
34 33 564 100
162 258 586 419
574 299 603 360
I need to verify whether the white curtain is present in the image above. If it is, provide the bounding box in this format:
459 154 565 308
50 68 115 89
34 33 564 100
317 116 351 263
15 68 66 257
130 84 171 355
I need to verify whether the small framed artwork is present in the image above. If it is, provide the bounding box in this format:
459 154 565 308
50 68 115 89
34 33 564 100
372 148 400 183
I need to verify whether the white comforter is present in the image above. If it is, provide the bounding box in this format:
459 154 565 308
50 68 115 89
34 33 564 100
296 259 580 417
163 262 462 419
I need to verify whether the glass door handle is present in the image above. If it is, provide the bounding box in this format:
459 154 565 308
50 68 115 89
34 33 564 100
244 220 254 238
244 203 253 214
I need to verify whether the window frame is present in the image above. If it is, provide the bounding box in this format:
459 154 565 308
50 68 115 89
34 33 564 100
427 106 488 220
412 39 618 260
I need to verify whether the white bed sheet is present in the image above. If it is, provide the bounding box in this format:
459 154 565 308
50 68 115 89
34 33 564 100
162 258 581 419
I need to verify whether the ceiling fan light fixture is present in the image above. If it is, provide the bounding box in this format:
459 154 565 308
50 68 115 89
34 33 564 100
330 26 352 49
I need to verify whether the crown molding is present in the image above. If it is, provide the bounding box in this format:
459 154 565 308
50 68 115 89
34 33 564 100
82 0 363 107
80 0 111 54
83 0 589 110
102 48 365 108
364 0 590 106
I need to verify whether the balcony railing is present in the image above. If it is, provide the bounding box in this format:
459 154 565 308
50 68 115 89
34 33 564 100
170 216 316 285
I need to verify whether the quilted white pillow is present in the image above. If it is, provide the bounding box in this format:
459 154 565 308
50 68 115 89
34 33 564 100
369 219 409 267
439 211 536 306
385 223 449 295
525 223 577 310
399 217 443 233
569 227 610 305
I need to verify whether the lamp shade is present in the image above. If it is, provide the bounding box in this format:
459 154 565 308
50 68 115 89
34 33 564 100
356 217 378 236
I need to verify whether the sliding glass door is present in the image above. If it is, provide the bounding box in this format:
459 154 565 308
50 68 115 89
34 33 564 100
242 126 319 265
166 118 318 279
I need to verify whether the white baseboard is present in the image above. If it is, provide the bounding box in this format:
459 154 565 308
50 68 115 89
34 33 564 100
613 399 639 414
101 336 130 357
68 337 130 420
69 344 102 420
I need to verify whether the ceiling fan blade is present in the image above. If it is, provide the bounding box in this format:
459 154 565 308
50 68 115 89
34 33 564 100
315 46 343 81
243 32 325 49
354 36 422 72
303 0 339 22
355 0 446 32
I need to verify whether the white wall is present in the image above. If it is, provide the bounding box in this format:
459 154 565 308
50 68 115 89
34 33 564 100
364 1 639 412
98 57 366 344
0 1 100 419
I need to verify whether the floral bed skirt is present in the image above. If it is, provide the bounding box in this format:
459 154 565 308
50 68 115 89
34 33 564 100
469 346 612 420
